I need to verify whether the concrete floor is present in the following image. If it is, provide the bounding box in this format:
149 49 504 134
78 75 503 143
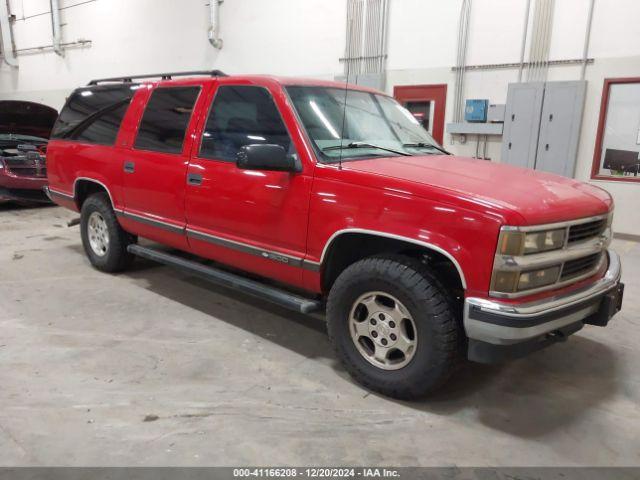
1 203 639 467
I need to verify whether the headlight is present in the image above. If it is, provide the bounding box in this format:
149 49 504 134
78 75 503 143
491 265 561 293
498 228 566 256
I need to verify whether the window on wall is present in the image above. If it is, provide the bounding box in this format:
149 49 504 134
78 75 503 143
592 78 640 181
134 86 200 154
199 85 293 161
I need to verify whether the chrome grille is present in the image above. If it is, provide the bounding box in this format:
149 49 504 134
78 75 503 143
491 213 612 299
568 219 607 244
560 252 602 281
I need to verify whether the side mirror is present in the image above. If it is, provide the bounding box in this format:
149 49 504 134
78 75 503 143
236 144 298 172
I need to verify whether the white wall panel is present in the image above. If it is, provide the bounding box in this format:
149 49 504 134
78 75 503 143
1 0 639 234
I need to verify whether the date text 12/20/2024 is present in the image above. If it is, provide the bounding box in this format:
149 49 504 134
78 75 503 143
233 468 400 478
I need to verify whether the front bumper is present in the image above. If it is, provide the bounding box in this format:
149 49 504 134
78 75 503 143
464 249 623 363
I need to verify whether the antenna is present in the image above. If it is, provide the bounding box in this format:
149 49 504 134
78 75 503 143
338 17 355 171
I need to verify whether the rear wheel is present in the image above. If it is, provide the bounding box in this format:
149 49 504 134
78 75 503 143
327 255 462 399
80 192 135 272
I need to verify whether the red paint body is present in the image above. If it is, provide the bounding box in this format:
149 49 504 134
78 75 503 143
0 168 48 195
46 75 613 302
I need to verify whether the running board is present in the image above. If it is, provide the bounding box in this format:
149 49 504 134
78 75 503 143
127 244 322 314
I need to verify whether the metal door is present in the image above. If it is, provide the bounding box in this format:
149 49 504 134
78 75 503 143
501 82 545 169
535 81 587 177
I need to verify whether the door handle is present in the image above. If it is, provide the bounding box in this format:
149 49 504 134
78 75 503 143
187 173 203 186
123 161 135 173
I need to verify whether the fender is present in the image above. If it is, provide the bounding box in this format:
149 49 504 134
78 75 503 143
311 228 467 289
72 177 123 213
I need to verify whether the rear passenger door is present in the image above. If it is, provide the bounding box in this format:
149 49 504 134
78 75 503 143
184 83 313 287
121 84 205 249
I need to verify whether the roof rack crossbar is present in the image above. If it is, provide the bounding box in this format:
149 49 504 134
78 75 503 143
88 70 228 85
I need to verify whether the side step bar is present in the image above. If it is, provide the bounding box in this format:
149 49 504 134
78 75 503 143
127 244 322 314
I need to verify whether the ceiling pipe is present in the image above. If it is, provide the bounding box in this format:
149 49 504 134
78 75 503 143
580 0 595 80
517 0 531 82
208 0 223 49
0 0 18 67
49 0 64 56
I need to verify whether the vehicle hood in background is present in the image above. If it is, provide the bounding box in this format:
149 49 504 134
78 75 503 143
345 155 612 225
0 101 58 139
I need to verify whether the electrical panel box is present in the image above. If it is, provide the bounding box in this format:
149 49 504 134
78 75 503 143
488 104 506 123
464 99 488 122
501 83 545 169
501 81 586 178
535 81 586 177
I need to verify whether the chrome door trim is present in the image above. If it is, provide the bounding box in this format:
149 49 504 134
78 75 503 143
186 227 308 269
116 211 185 235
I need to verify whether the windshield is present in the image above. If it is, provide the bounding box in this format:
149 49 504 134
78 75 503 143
286 86 444 163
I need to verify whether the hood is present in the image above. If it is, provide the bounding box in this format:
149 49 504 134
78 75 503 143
344 155 612 225
0 101 58 139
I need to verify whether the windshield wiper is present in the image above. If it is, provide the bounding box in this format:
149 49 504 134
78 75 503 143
402 142 449 155
322 142 411 157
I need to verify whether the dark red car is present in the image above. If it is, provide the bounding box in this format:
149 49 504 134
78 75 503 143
0 101 57 202
45 71 624 398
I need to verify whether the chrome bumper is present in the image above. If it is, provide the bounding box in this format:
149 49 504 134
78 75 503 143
464 249 622 346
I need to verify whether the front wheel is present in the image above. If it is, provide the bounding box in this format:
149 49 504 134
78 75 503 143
327 255 462 399
80 192 135 272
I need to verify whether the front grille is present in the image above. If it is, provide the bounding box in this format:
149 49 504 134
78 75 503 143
560 253 602 281
567 219 606 244
3 157 47 178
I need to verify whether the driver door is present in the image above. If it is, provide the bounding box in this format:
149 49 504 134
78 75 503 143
185 82 313 287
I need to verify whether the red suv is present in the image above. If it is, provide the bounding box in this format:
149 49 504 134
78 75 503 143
46 71 624 399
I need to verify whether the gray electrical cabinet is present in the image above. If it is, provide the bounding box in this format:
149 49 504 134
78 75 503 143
535 81 587 177
501 81 586 178
501 82 545 169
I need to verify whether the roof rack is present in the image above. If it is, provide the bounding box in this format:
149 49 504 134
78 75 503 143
87 70 228 85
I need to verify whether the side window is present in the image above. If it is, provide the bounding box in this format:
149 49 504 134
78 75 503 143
200 85 292 161
50 85 135 145
134 86 200 154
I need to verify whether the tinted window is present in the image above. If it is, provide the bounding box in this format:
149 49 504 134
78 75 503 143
200 85 292 161
50 85 135 145
134 87 200 154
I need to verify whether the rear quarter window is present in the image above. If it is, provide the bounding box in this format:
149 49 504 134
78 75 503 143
50 85 137 145
133 86 201 154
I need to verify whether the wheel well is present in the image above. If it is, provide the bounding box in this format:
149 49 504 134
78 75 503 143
321 233 464 297
74 180 110 210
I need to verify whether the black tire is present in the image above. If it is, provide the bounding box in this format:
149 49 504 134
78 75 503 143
326 255 462 399
80 192 135 272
